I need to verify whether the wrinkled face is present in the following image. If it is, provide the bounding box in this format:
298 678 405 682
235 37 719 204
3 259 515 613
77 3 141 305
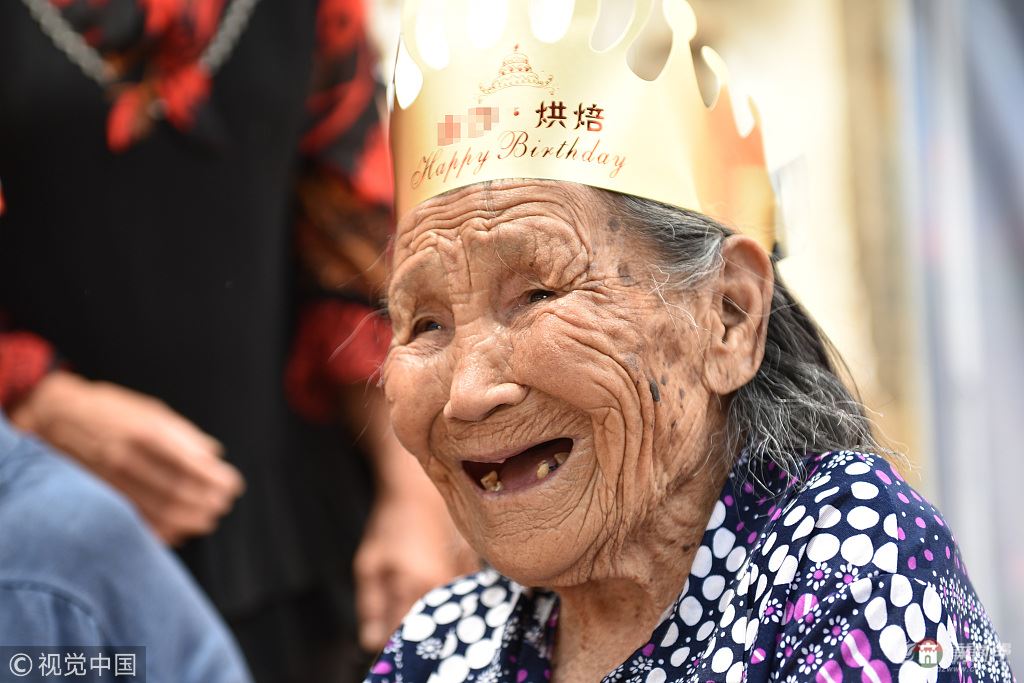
383 181 727 587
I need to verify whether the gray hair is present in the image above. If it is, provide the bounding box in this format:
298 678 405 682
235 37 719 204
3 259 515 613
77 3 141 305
605 191 884 482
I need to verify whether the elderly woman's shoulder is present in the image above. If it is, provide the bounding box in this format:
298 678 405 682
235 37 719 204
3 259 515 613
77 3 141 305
780 449 948 575
726 450 1016 680
369 568 535 681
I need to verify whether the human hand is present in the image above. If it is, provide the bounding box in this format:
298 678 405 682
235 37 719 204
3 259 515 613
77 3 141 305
354 481 479 652
9 370 245 545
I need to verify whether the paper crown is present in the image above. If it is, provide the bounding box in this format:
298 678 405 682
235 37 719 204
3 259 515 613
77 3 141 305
390 0 780 253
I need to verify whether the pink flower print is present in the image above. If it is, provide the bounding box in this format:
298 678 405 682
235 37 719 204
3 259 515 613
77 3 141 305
822 615 850 647
834 562 860 591
776 634 798 662
798 643 825 675
762 597 785 623
805 562 830 591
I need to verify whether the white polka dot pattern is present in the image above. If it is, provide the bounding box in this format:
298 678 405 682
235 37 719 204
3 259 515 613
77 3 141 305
366 452 1014 683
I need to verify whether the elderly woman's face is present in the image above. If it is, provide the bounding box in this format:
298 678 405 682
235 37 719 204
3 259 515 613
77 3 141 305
383 181 727 586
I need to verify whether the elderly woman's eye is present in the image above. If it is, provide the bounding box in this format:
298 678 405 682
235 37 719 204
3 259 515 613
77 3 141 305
528 290 556 303
412 319 444 337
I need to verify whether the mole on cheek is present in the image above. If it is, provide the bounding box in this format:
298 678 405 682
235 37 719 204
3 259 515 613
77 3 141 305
608 218 621 233
617 263 634 284
678 387 686 401
661 338 683 365
649 379 661 403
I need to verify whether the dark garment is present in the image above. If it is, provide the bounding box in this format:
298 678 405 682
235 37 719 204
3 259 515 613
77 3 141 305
0 1 375 679
0 414 253 683
369 450 1015 682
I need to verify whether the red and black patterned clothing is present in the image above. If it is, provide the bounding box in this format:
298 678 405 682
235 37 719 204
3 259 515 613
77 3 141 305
0 0 391 680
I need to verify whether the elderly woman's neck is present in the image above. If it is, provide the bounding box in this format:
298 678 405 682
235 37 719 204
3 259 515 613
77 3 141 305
551 458 731 682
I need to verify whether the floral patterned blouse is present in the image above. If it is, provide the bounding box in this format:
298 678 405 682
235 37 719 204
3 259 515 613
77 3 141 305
366 450 1015 682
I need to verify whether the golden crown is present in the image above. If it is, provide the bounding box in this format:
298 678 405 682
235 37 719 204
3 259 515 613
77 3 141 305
390 0 780 253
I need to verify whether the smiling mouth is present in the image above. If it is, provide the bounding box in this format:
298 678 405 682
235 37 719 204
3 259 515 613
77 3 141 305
462 438 574 494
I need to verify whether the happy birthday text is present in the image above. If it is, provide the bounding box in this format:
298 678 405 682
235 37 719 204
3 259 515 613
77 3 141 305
410 130 627 190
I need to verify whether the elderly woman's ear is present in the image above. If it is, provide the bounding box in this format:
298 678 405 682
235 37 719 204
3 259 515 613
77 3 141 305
702 235 774 395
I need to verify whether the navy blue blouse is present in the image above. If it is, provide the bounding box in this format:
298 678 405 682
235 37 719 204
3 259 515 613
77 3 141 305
366 450 1014 682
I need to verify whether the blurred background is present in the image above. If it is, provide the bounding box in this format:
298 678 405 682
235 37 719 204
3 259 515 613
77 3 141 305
2 0 1020 677
376 0 1024 671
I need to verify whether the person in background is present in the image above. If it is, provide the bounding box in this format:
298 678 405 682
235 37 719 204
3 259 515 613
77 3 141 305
0 410 254 683
0 0 472 680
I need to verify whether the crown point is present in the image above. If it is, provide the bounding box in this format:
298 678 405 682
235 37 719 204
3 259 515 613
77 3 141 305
663 0 698 42
393 38 424 109
391 0 778 253
701 46 729 81
745 96 765 139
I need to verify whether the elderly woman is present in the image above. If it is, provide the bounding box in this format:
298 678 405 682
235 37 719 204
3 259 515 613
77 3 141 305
367 1 1013 681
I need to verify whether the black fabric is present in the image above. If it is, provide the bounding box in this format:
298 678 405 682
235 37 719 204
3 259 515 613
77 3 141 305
0 1 374 679
229 582 373 683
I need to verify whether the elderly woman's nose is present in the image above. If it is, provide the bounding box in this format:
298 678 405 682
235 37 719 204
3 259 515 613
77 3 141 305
443 361 528 422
